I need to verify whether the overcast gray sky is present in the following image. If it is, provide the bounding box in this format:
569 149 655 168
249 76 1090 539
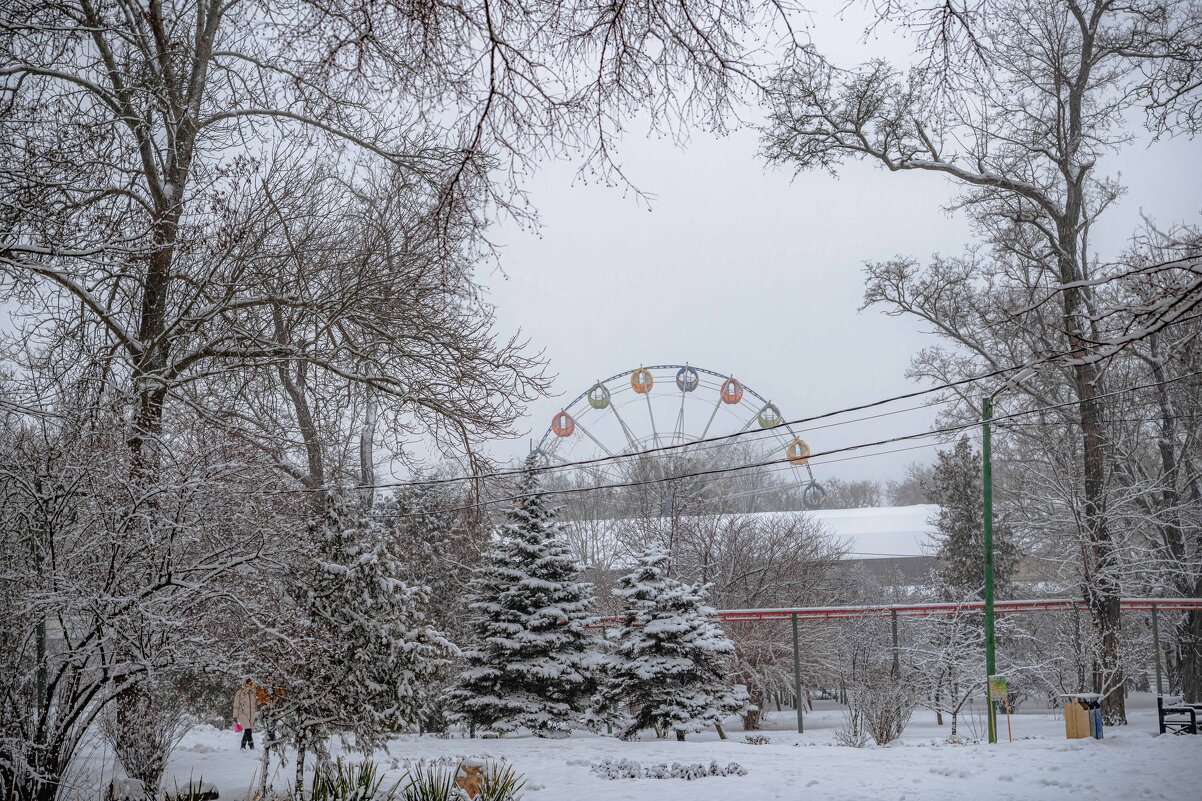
479 2 1202 485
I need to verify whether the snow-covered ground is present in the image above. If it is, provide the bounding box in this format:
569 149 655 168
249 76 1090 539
76 693 1199 801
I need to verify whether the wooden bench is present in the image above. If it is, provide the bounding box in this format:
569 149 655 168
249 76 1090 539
1157 695 1201 735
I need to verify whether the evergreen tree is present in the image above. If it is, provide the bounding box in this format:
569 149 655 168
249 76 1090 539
929 437 1019 599
447 460 599 736
380 481 485 732
283 494 454 784
598 546 745 741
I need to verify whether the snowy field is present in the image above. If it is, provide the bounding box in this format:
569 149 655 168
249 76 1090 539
71 692 1200 801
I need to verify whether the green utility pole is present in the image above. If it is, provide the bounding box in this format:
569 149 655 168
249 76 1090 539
980 366 1035 746
982 395 998 745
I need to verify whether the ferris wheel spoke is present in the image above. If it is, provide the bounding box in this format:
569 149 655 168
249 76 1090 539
673 391 687 446
706 411 761 467
768 429 795 465
544 449 574 467
643 392 662 449
572 417 618 458
698 394 724 441
607 401 641 452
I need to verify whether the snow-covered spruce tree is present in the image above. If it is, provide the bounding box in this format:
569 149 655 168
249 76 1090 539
447 459 600 736
598 546 745 741
282 493 454 789
930 437 1019 600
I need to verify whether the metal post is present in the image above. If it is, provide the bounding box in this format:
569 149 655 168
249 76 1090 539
792 612 803 733
35 613 46 707
1151 604 1163 697
891 609 900 678
982 396 998 745
1073 603 1084 691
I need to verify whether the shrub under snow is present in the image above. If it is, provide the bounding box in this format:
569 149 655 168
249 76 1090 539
590 758 747 780
838 673 917 746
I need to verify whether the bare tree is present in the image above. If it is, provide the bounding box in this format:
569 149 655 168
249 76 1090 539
819 478 883 509
763 0 1202 723
672 512 847 728
887 462 934 506
0 410 279 801
0 0 806 469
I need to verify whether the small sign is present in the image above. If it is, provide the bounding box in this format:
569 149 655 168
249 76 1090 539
989 675 1008 702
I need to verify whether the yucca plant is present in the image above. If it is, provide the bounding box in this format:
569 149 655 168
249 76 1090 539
397 764 465 801
476 764 525 801
309 758 397 801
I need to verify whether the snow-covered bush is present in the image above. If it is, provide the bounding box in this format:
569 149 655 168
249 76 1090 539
844 673 917 746
101 677 193 794
834 707 870 748
590 759 746 780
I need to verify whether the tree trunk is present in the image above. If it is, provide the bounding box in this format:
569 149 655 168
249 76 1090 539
1143 337 1202 702
257 738 271 800
359 381 376 509
1054 234 1123 723
294 743 306 800
1057 11 1125 724
675 729 686 742
741 685 764 730
714 723 727 740
1182 605 1202 703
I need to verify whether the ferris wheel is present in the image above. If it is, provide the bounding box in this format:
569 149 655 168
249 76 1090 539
534 364 825 510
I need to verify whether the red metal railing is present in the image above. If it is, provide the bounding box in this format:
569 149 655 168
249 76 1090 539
595 597 1202 626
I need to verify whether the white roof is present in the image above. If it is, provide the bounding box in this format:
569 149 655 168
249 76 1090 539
807 505 938 559
571 504 939 561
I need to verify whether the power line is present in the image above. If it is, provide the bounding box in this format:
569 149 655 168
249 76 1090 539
291 363 1032 496
368 370 1202 522
289 305 1202 497
538 395 952 486
667 441 944 507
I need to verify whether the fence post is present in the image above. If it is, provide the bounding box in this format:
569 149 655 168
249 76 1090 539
792 612 803 734
891 609 900 678
1151 603 1163 697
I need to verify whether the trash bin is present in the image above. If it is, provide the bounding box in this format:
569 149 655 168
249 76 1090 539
1060 693 1103 740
